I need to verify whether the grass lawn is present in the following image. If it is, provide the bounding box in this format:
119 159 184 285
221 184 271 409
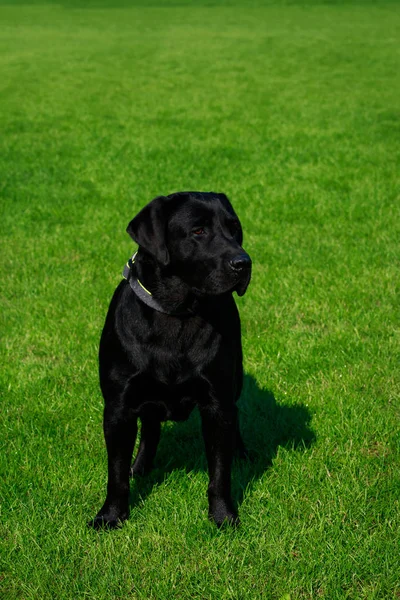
1 0 399 598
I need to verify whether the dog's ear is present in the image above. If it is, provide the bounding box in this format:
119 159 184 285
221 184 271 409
218 193 243 246
126 196 170 266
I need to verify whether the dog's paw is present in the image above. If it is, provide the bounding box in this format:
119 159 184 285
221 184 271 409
88 508 128 530
210 510 240 528
208 500 239 528
130 460 152 478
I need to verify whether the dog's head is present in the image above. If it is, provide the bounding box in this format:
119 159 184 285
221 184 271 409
127 191 252 297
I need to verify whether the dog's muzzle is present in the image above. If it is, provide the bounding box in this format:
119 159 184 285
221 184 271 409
229 252 252 297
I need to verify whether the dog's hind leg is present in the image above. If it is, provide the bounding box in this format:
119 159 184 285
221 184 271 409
234 422 248 460
130 417 161 477
90 403 138 529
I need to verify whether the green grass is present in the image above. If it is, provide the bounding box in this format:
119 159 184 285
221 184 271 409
1 1 399 598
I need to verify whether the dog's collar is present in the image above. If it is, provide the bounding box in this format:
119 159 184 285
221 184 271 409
123 253 192 316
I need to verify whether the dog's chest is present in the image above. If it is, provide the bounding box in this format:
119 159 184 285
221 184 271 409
122 315 234 419
110 290 241 388
142 315 221 378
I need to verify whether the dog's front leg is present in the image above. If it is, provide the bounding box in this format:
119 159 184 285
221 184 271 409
90 404 137 529
200 406 238 527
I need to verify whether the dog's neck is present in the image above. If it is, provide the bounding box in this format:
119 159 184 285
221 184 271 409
133 252 196 315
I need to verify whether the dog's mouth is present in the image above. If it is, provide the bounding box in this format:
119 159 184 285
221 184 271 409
234 269 251 297
191 266 251 298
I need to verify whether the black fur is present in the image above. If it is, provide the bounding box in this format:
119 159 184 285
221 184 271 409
90 191 252 529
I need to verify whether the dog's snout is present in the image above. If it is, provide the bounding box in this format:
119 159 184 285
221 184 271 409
229 253 252 272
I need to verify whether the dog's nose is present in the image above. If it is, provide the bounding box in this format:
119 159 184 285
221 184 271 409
229 254 252 272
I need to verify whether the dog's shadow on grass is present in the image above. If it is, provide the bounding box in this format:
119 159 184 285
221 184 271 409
129 374 315 513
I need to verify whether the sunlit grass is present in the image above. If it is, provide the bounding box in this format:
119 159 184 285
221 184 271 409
1 1 399 598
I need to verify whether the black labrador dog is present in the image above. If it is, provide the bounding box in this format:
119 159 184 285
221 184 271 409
90 191 252 529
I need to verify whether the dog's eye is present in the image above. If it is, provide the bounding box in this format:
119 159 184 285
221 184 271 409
192 227 206 236
228 220 240 235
